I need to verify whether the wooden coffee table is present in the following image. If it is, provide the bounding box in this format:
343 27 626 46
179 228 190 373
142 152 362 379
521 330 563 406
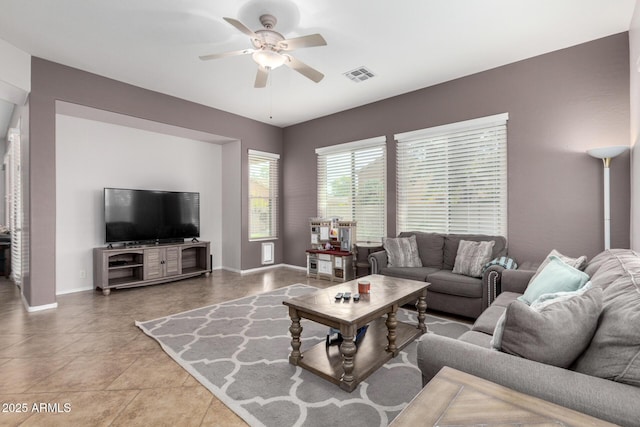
390 367 617 426
282 274 429 392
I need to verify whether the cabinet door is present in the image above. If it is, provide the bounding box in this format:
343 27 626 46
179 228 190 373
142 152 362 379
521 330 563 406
318 260 332 275
165 247 180 277
144 248 163 280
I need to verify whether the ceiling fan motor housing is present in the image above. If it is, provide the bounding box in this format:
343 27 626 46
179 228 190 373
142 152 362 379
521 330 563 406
259 14 278 29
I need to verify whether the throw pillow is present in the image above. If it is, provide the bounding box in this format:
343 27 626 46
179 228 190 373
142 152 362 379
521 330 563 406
518 255 590 305
529 249 588 284
383 235 422 267
452 240 495 278
493 287 603 368
530 281 593 309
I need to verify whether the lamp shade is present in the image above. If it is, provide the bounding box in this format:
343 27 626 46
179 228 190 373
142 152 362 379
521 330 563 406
252 49 286 69
587 145 628 159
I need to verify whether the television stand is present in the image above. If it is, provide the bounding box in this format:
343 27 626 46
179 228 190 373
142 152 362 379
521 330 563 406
93 241 211 295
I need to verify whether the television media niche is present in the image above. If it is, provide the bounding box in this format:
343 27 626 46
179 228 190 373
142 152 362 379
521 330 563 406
104 188 200 245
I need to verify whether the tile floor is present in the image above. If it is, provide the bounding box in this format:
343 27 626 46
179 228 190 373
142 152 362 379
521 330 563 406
0 267 333 426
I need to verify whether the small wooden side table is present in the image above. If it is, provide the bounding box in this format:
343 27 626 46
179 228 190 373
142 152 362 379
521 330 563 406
390 367 616 426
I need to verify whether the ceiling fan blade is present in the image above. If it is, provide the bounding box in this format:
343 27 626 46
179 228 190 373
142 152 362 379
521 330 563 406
223 17 258 38
278 34 327 50
284 55 324 83
255 66 269 88
199 48 254 61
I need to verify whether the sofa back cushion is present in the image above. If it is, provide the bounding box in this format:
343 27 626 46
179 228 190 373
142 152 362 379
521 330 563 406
586 249 640 289
398 231 445 269
572 268 640 386
443 234 507 271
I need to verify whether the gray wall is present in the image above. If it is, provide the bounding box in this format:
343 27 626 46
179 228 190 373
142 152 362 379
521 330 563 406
28 58 283 307
283 33 631 267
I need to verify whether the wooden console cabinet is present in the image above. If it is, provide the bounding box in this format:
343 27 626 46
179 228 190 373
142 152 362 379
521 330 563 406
93 241 211 295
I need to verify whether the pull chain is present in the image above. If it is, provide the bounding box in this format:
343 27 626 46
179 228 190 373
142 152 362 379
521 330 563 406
269 74 273 120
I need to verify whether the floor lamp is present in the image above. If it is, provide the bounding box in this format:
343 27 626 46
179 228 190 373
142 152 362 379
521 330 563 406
587 145 629 250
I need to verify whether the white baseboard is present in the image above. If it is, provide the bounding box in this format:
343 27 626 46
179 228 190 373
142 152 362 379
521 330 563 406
22 293 58 312
228 263 307 275
240 263 283 275
56 286 94 296
281 264 306 272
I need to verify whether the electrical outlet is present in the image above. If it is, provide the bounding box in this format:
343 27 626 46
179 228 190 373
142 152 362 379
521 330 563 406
79 270 86 279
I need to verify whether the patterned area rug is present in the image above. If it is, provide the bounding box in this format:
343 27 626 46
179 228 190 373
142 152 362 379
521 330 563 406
136 284 470 427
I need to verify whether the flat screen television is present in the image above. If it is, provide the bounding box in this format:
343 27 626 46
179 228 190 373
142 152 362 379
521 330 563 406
104 188 200 244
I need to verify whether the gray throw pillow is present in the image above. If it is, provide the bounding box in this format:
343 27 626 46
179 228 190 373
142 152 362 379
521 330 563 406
573 274 640 386
492 287 603 368
383 235 422 267
452 240 495 277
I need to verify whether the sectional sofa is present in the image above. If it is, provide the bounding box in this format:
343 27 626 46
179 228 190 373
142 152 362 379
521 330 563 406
416 249 640 426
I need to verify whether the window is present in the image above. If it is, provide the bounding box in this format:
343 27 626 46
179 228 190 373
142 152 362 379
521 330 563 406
249 149 279 240
395 113 508 236
316 136 386 242
4 127 23 285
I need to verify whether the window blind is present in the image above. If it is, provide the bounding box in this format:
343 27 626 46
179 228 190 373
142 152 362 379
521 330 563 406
316 136 386 242
249 150 279 241
5 128 22 285
395 113 508 236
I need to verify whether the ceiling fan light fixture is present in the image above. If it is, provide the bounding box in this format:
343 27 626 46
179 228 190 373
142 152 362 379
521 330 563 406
252 49 286 69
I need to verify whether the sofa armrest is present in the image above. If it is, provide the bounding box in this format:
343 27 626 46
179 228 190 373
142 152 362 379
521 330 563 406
500 269 535 294
417 334 640 426
368 250 387 274
482 265 505 308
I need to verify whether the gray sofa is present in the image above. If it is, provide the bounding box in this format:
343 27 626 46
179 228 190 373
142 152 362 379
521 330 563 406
368 232 507 319
417 249 640 426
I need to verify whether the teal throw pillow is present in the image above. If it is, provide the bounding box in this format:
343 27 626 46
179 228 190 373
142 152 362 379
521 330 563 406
518 255 590 305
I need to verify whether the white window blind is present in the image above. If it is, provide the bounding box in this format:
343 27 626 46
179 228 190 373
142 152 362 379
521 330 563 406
249 150 279 241
316 136 386 242
5 128 22 285
396 113 508 236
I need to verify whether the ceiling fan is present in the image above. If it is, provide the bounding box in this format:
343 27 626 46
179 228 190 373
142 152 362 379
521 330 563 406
199 14 327 88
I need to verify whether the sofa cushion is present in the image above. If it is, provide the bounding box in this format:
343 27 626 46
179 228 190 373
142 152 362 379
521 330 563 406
426 270 482 298
491 291 520 308
399 231 445 268
586 249 640 290
573 272 640 386
471 304 506 335
458 331 493 348
443 234 506 270
493 287 603 368
518 256 590 305
378 266 439 282
383 235 422 267
453 240 495 277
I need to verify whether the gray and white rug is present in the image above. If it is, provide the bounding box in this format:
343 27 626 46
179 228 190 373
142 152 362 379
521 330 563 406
136 284 470 427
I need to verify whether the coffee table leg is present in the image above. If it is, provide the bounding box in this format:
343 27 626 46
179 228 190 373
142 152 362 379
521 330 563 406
339 325 357 392
416 293 428 333
288 307 303 365
386 308 398 355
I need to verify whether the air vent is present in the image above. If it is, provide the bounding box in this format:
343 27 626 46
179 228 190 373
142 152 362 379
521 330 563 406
343 66 375 83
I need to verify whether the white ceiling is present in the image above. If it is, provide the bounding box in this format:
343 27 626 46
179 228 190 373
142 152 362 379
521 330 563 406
0 0 636 128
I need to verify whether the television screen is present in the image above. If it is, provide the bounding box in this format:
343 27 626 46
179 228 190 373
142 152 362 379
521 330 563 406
104 188 200 243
